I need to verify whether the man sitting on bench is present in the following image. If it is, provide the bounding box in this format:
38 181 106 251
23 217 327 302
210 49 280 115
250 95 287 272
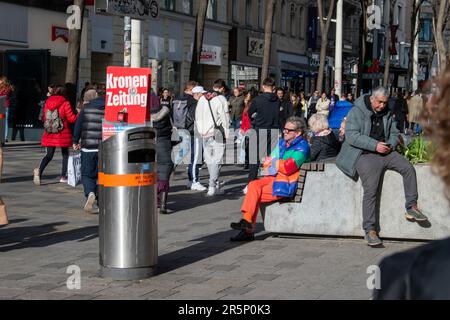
230 116 310 241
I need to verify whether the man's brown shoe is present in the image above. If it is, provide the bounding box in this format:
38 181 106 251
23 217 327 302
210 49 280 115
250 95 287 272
365 230 383 246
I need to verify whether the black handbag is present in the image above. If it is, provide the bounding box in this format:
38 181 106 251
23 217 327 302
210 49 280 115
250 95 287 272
207 99 226 144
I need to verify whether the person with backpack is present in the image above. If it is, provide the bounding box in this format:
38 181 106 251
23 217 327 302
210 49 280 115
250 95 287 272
33 85 78 185
195 79 230 196
72 87 105 214
151 89 174 214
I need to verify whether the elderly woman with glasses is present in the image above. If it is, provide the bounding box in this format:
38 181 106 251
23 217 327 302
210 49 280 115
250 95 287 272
229 116 310 241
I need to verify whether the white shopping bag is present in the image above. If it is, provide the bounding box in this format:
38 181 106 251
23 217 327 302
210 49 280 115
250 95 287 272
67 154 82 187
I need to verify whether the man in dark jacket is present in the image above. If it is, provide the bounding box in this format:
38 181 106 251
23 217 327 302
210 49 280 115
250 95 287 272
336 86 428 246
73 88 105 213
246 78 280 190
276 87 293 131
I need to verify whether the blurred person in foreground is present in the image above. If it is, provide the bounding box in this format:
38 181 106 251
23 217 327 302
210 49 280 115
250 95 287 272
374 65 450 300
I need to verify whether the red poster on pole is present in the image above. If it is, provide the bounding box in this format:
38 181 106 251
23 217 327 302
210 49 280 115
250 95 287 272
105 66 151 124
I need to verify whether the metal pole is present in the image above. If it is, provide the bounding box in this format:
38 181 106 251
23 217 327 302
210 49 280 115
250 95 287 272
412 0 419 91
131 19 142 68
334 0 343 96
124 16 131 67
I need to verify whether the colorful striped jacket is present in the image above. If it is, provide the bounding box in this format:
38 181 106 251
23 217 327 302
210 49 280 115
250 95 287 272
263 135 310 197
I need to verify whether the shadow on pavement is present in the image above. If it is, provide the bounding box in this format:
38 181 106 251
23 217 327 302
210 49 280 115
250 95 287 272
156 223 270 275
166 190 243 213
0 222 98 252
0 174 60 184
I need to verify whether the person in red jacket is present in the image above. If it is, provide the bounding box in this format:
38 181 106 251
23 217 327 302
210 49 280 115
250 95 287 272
34 85 78 185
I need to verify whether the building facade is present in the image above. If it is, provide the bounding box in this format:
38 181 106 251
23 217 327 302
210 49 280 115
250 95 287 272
228 0 311 93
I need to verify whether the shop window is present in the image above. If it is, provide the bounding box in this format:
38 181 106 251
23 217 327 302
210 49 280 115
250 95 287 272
166 61 181 96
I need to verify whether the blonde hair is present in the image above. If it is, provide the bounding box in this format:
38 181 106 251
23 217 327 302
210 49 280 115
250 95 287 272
422 65 450 199
83 89 97 104
308 114 329 132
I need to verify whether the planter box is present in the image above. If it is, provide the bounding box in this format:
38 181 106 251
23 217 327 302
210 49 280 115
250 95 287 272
264 163 450 240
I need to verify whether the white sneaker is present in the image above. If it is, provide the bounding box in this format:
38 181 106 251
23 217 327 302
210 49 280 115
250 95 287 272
186 181 193 189
206 187 225 196
33 168 41 186
216 180 226 188
243 185 248 194
191 182 207 191
84 192 96 213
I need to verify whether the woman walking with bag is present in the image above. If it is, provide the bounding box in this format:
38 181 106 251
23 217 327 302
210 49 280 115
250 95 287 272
34 85 78 185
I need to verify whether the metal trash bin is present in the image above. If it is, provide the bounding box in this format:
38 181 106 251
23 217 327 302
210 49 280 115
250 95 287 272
99 127 157 280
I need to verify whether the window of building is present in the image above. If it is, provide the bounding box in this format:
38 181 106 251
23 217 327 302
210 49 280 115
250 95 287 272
298 6 303 38
207 0 218 20
182 0 193 15
419 18 433 41
165 0 176 11
272 2 277 32
232 0 239 23
246 0 252 26
290 3 296 37
397 5 403 27
258 0 265 29
281 0 286 34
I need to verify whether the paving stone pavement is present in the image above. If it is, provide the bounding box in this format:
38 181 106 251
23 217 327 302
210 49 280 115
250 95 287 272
0 142 427 300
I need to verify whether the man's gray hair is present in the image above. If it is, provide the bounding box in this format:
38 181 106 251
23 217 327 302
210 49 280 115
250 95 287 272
371 86 389 98
286 116 307 132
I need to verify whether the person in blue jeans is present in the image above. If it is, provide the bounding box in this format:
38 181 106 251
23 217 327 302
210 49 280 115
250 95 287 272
72 87 105 213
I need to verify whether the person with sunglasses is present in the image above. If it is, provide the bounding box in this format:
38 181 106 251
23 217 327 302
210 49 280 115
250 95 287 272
229 116 309 241
336 86 428 246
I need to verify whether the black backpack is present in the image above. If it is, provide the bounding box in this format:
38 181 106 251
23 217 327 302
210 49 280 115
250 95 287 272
172 99 188 129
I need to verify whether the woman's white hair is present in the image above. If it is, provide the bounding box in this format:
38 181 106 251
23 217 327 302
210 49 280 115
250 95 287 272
308 114 329 132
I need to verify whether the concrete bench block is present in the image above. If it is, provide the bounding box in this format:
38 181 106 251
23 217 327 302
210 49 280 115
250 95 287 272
264 163 450 240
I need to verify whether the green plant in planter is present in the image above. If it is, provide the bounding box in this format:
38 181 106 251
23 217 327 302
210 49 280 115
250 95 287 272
396 135 436 165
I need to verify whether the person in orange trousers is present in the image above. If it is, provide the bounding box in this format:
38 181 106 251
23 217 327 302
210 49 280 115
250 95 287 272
230 117 310 241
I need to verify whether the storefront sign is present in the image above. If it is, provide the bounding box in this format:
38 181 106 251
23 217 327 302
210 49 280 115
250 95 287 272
248 37 264 58
51 26 69 43
95 0 159 20
105 66 151 124
200 45 222 66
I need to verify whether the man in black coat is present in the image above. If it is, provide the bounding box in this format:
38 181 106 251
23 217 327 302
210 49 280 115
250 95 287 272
276 87 293 131
73 87 105 213
246 78 280 188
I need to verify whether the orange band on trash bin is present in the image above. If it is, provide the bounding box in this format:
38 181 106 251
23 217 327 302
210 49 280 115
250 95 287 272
0 114 5 119
98 172 156 187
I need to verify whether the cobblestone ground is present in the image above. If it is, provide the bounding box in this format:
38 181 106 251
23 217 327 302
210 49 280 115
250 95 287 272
0 142 424 300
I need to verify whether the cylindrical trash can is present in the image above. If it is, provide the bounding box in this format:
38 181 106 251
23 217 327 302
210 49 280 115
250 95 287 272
99 127 157 280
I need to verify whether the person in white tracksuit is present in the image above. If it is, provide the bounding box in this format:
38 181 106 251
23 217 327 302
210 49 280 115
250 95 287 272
195 79 230 196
